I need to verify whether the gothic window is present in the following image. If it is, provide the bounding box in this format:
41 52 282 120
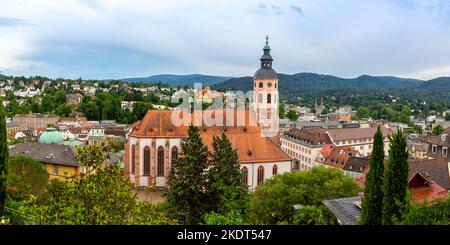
171 146 179 166
143 146 150 176
272 165 278 175
241 167 248 186
267 93 271 104
131 144 135 174
157 146 164 176
259 82 263 88
257 166 264 185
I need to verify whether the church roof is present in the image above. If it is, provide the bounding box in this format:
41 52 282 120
129 109 291 163
38 127 64 145
253 68 278 80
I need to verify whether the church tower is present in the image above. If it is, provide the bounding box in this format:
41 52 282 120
253 35 279 136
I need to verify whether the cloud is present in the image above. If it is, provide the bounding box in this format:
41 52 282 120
0 16 30 26
290 5 304 16
1 0 450 80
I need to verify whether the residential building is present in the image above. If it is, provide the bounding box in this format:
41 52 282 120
13 113 60 130
58 117 88 127
9 143 80 180
66 93 83 105
325 127 392 156
427 128 449 160
316 144 369 178
281 128 332 171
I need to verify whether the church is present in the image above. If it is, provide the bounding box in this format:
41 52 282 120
124 37 292 190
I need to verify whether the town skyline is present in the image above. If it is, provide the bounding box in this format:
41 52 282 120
2 0 450 80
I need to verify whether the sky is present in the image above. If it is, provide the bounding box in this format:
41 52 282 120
1 0 450 80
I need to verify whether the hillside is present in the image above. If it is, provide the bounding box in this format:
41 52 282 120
212 73 424 94
120 74 233 87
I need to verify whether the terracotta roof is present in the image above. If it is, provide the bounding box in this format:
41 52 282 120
410 180 448 204
409 158 450 190
318 145 364 170
60 117 87 122
283 128 332 145
326 127 392 142
320 144 334 158
129 109 291 163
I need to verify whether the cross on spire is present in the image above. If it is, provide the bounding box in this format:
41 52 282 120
266 35 269 45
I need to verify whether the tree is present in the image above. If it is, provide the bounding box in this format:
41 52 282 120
360 127 385 225
55 103 72 117
40 95 54 113
22 145 175 224
286 109 299 121
247 167 360 224
132 102 151 120
81 101 100 120
399 197 450 225
206 133 248 223
6 156 49 201
382 130 409 225
293 205 327 225
54 90 67 104
445 113 450 121
166 125 210 224
432 125 445 136
356 106 369 119
279 103 286 119
0 102 8 216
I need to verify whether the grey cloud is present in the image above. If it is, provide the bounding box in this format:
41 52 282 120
290 5 304 16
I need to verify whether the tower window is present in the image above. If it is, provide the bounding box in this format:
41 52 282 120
267 82 272 88
258 94 263 103
259 82 263 88
275 83 277 88
267 93 272 104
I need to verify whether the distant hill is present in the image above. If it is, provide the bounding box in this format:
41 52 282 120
119 74 233 87
212 73 424 94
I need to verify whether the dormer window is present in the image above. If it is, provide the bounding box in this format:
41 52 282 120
432 145 437 154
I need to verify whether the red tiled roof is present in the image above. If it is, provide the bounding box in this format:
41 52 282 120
129 109 291 163
410 180 448 204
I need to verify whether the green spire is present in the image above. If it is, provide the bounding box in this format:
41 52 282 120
264 35 270 49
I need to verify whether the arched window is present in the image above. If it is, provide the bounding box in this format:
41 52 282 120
131 144 135 174
171 146 178 166
241 167 248 186
272 165 278 175
258 82 263 88
157 146 164 176
275 83 277 89
257 166 264 185
267 93 272 104
143 146 150 176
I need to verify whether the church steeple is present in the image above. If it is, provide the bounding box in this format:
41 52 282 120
260 35 273 69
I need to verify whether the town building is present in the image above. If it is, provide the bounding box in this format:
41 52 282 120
325 127 392 156
66 93 83 105
58 117 88 127
13 113 60 130
427 128 449 160
9 143 80 180
316 144 369 178
281 128 332 171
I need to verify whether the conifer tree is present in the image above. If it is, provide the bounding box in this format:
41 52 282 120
0 102 8 216
166 125 210 224
208 133 248 214
382 130 409 225
361 127 385 225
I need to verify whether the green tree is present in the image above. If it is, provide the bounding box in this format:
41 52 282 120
279 103 286 119
0 102 8 216
286 109 299 121
206 133 248 223
445 113 450 121
356 106 369 119
166 125 210 224
293 205 327 225
6 156 49 201
133 102 151 120
81 101 100 120
247 167 360 224
55 103 72 117
23 145 174 224
432 125 445 136
382 130 409 225
360 127 385 225
54 90 67 104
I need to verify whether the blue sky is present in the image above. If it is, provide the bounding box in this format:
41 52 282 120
1 0 450 80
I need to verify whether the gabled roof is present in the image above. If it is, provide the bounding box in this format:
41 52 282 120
409 158 450 190
322 196 362 225
284 128 331 145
